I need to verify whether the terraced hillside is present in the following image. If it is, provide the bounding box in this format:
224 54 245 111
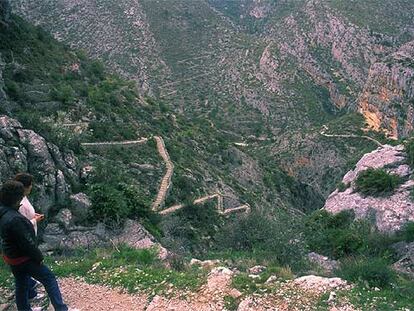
10 0 414 196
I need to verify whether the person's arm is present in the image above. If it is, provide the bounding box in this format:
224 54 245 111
9 218 44 263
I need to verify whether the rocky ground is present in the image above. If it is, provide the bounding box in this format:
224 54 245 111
324 144 414 232
0 264 357 311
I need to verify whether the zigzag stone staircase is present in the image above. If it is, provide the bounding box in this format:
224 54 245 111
151 136 174 211
82 135 250 216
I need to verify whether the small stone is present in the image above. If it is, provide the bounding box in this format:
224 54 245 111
248 265 267 275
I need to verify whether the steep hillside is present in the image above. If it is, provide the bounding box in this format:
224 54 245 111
0 4 325 251
10 0 414 197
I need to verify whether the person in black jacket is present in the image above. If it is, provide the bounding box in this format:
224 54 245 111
0 180 69 311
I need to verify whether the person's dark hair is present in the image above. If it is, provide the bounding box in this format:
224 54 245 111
0 180 25 207
14 173 33 188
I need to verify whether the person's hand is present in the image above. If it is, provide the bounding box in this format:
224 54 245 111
34 213 45 223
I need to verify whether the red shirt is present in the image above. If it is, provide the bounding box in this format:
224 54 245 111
2 254 30 265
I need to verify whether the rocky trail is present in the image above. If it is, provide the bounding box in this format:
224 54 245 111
0 266 357 311
151 136 174 211
320 125 384 147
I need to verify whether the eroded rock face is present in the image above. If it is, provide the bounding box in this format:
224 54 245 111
0 54 6 101
0 0 11 23
324 145 414 232
359 41 414 139
393 242 414 279
0 115 77 214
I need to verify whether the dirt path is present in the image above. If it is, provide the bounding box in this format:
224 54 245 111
58 278 148 311
81 138 149 147
160 193 250 216
320 125 384 147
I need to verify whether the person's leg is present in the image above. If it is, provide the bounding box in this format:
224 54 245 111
11 265 31 311
26 262 68 311
28 278 37 299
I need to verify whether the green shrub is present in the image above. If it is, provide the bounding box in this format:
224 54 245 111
305 210 392 259
89 183 130 226
397 222 414 242
338 258 397 288
355 168 403 197
404 139 414 168
88 182 159 230
337 182 350 192
213 210 307 271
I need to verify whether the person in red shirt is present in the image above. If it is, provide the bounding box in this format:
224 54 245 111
0 180 71 311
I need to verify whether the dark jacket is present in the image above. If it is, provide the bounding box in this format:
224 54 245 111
0 204 43 263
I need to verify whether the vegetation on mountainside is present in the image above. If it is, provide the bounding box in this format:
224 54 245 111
305 210 393 260
305 209 414 309
404 138 414 168
326 0 414 37
0 13 327 251
355 168 403 197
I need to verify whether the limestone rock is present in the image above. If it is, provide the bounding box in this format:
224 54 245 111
293 275 351 294
114 219 169 260
392 242 414 278
324 145 414 232
308 252 339 275
0 0 11 23
248 265 267 275
55 208 73 229
358 40 414 139
0 54 6 101
190 258 220 269
0 115 77 215
69 192 92 224
265 275 278 284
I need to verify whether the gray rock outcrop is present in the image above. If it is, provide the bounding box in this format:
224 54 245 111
0 115 77 214
0 0 11 24
0 54 6 101
392 242 414 278
69 192 91 224
308 252 339 275
324 144 414 232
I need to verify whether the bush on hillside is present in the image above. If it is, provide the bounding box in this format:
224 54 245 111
161 201 223 256
338 257 397 288
88 183 160 233
213 210 307 271
355 168 403 197
404 139 414 168
305 210 392 259
397 222 414 242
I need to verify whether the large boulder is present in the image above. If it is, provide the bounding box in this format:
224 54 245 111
69 192 91 224
324 145 414 232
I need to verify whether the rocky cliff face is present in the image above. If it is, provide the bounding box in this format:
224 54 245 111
0 0 10 24
0 53 6 101
0 115 78 214
358 41 414 139
324 145 414 232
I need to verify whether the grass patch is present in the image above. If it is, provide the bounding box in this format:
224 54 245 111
337 182 350 192
355 168 403 197
334 277 414 311
305 210 394 260
43 245 207 295
405 139 414 168
396 221 414 242
338 257 397 289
